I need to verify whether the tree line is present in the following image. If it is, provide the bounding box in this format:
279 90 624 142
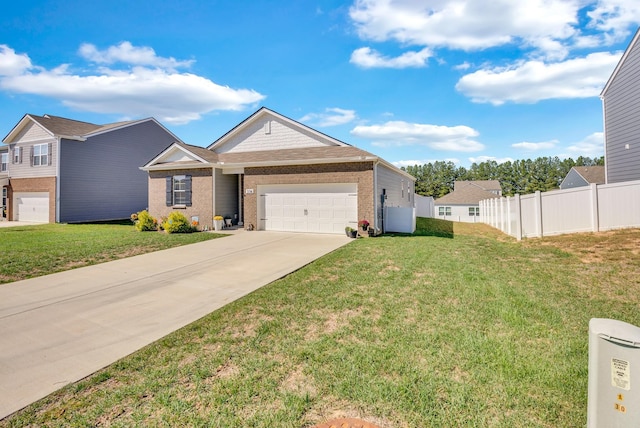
403 156 604 198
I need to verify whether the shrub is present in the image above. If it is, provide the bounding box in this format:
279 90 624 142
133 210 158 232
163 211 196 234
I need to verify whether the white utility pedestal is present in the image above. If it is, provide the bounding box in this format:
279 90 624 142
588 318 640 427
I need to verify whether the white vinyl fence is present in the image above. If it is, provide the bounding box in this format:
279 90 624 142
480 180 640 240
415 194 434 218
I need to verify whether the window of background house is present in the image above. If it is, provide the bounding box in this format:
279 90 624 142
439 206 451 216
33 144 48 166
0 153 6 172
2 187 6 218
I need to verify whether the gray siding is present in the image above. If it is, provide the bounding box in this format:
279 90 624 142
214 169 239 221
603 36 640 183
59 121 177 222
559 168 589 189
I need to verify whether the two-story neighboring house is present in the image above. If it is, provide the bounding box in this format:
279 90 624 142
434 180 502 222
1 114 182 223
601 27 640 184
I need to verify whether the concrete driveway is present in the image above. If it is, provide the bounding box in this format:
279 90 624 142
0 230 350 419
0 221 43 228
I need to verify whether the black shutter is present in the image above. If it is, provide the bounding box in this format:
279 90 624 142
185 175 192 206
166 176 173 206
30 146 34 166
48 143 53 166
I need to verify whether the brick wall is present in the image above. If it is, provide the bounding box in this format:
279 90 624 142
243 162 374 230
148 168 213 229
8 177 56 222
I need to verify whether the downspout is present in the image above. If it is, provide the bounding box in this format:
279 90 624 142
55 137 61 222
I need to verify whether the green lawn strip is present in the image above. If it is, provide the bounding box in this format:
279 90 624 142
0 223 224 284
3 219 639 427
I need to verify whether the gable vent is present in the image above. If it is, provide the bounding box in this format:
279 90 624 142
264 121 271 135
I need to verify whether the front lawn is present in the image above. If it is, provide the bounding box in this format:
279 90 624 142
2 219 639 427
0 223 223 284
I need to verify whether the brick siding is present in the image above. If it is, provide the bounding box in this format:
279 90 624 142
243 162 374 230
7 177 56 222
148 168 213 229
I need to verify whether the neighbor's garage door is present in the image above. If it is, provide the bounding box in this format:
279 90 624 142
15 192 49 223
260 184 357 234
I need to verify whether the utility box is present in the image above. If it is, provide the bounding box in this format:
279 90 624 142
588 318 640 427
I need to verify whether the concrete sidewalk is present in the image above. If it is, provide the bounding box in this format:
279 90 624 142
0 231 350 419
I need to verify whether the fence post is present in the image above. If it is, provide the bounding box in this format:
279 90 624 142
591 183 600 232
507 197 512 236
514 194 522 241
535 190 543 238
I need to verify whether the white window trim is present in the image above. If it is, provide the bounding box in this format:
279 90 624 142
33 143 48 167
0 153 7 172
173 175 187 206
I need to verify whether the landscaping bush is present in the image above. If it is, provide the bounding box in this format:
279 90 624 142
132 210 158 232
162 211 196 234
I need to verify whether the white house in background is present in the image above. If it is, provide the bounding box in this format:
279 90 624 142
601 27 640 184
560 166 605 190
434 180 501 222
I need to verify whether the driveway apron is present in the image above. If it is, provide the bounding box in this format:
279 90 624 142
0 231 350 419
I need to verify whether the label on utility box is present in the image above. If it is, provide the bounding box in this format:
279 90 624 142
612 358 631 391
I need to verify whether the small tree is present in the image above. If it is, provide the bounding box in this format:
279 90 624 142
163 211 196 233
133 210 158 232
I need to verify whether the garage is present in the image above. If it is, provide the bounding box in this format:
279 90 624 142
259 184 357 234
15 192 49 223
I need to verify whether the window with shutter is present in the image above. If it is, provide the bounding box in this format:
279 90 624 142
166 175 193 206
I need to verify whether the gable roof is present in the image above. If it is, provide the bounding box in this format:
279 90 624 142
208 107 349 151
453 180 502 192
435 182 501 205
3 114 183 145
571 165 605 184
601 27 640 97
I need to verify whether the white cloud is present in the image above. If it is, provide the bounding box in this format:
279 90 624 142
454 62 471 71
0 45 32 76
455 51 621 104
587 0 640 43
299 108 357 127
350 46 432 68
349 0 583 59
0 43 265 125
467 156 515 164
351 120 484 152
512 140 559 151
565 132 604 157
79 42 195 71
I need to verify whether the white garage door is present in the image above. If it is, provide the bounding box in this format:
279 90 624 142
260 184 357 234
15 192 49 223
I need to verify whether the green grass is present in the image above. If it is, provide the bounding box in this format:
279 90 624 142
2 218 639 427
0 223 224 284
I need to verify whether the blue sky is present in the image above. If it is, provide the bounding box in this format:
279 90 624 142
1 0 639 168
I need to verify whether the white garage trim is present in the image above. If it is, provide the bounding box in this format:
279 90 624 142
258 183 357 234
14 192 49 223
